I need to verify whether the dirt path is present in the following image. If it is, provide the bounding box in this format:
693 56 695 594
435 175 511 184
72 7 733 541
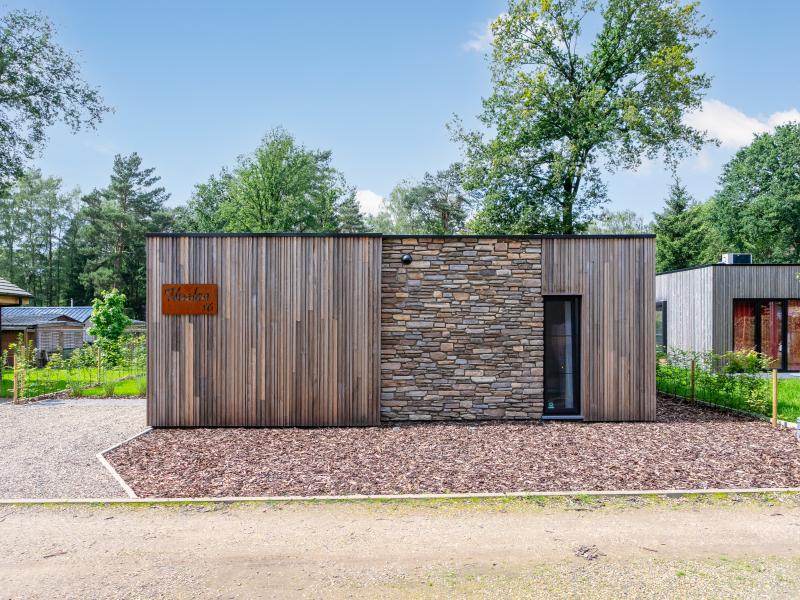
1 496 799 598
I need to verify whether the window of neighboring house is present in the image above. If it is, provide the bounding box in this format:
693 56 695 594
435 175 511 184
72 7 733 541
655 301 667 351
733 299 800 371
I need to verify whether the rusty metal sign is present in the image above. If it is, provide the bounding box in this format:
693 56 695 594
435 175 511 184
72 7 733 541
161 284 218 315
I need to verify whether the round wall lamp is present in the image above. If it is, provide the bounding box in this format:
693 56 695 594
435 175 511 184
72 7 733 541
401 253 413 265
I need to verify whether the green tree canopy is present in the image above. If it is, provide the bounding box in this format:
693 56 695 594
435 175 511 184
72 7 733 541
456 0 713 234
0 170 76 303
586 209 651 234
710 123 800 262
366 164 475 234
78 153 172 316
178 128 361 233
653 178 718 271
0 10 110 181
89 288 131 343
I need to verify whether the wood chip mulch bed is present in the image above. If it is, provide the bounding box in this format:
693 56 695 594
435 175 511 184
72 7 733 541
105 397 800 498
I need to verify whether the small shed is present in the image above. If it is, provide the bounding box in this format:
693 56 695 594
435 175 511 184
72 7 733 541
1 306 93 364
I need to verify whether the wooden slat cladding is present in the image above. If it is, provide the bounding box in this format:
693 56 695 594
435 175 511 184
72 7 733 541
542 238 656 421
711 265 800 356
655 268 714 355
146 235 381 427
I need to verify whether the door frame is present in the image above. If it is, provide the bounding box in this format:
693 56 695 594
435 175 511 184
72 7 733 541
542 295 582 419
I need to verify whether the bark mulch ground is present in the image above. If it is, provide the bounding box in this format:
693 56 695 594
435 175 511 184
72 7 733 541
106 396 800 498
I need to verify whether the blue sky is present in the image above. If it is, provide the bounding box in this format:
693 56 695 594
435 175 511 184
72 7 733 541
10 0 800 220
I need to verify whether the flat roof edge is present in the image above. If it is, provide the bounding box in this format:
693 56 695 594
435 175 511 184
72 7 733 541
657 263 800 276
146 232 656 240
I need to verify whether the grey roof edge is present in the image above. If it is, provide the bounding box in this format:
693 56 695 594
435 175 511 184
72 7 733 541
657 263 800 276
146 232 656 240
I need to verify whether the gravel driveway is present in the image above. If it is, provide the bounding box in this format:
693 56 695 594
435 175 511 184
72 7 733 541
107 397 800 497
0 397 146 499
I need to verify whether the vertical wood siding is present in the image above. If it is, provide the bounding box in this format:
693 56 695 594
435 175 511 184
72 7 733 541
655 268 715 354
711 265 800 356
147 235 381 427
542 238 656 421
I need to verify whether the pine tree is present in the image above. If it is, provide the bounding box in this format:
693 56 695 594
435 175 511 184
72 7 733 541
335 191 366 233
653 179 717 272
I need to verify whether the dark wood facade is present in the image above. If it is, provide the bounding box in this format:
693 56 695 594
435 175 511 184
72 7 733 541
542 237 656 421
146 235 382 426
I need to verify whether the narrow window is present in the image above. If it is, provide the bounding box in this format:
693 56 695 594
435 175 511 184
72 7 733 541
655 301 667 351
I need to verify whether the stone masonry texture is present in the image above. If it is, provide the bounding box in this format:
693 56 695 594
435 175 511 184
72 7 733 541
380 237 544 421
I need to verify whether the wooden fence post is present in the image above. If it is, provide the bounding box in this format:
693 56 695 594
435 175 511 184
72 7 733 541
772 369 778 429
96 345 101 385
690 359 696 401
12 353 17 404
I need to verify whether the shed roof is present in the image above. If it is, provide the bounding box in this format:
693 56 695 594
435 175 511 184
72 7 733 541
1 313 84 328
0 277 32 298
1 306 93 323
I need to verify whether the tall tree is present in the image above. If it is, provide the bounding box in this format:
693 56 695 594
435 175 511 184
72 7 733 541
172 170 233 232
0 170 75 303
710 123 800 262
366 164 475 234
217 128 345 232
79 153 171 316
455 0 713 234
0 10 109 182
587 209 652 234
335 190 367 233
652 179 717 272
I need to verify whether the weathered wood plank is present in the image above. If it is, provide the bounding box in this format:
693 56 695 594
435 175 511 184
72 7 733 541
147 235 381 427
542 237 656 421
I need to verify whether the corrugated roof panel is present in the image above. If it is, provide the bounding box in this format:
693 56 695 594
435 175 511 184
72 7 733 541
1 306 93 323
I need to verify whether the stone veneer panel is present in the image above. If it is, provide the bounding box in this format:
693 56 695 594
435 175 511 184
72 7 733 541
380 237 544 421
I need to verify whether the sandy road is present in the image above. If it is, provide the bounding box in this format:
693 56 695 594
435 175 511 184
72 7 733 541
1 496 799 599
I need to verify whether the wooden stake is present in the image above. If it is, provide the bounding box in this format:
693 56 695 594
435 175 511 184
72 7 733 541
772 369 778 429
12 353 17 404
690 359 696 401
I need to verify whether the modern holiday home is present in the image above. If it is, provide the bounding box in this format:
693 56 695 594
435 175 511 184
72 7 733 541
656 254 800 371
146 233 655 427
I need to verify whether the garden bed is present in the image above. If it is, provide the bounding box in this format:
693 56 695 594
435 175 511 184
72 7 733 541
106 396 800 498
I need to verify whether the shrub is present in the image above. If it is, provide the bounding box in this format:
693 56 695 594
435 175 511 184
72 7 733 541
101 380 116 398
135 377 147 396
656 347 771 414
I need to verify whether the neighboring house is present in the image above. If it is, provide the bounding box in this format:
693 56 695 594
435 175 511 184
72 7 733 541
656 254 800 372
0 277 33 360
146 233 655 427
1 306 93 364
1 305 146 364
0 277 32 307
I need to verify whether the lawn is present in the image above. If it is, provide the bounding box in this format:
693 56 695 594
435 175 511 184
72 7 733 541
0 367 143 398
79 375 146 397
657 370 800 422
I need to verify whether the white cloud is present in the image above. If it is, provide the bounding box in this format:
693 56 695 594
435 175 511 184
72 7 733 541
462 18 495 52
684 99 800 149
356 189 384 216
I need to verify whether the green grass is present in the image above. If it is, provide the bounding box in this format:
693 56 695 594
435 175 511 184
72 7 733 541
657 371 800 422
0 367 143 398
79 375 146 397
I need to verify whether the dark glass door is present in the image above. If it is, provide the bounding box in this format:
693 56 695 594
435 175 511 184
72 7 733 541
544 297 580 417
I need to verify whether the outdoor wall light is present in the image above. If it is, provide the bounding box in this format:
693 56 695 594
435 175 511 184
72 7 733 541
401 253 413 265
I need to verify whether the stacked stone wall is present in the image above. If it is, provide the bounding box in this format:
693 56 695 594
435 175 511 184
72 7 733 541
380 237 544 421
